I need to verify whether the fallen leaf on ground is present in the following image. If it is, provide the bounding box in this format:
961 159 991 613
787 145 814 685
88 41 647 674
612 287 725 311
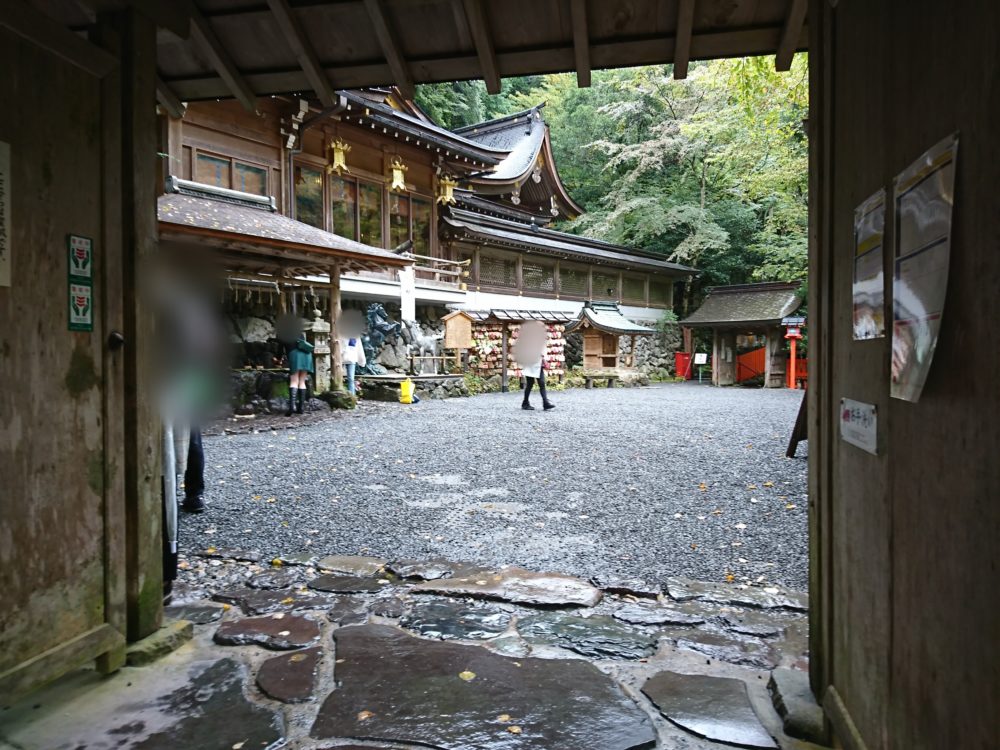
357 710 375 721
763 481 775 487
786 503 797 509
289 653 306 663
459 671 476 681
725 573 735 583
507 726 523 734
734 523 747 530
497 714 512 723
698 482 707 491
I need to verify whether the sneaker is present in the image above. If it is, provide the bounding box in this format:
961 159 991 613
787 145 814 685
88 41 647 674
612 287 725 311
181 495 205 513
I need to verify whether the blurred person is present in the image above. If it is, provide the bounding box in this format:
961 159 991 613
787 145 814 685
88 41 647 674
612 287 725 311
152 245 229 592
342 335 366 394
276 313 314 415
515 320 555 411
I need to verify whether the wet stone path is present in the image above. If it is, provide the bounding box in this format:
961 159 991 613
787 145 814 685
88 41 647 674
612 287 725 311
2 554 814 749
183 383 809 590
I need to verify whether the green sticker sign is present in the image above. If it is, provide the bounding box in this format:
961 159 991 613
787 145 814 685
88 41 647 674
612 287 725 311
67 234 94 332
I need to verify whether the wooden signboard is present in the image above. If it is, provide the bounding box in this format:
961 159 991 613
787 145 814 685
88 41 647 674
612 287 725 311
442 310 474 349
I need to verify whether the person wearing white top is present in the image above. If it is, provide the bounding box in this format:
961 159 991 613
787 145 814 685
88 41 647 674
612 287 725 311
342 337 366 395
514 321 555 411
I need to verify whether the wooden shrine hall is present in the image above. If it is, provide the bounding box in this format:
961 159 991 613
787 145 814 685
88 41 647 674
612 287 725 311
681 281 803 388
565 300 653 372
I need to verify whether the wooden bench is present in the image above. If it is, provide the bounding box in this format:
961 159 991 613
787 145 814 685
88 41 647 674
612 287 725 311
584 374 617 389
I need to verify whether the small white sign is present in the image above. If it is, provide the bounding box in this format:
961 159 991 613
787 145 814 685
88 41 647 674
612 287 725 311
0 141 10 287
840 398 878 455
69 283 93 330
694 352 708 365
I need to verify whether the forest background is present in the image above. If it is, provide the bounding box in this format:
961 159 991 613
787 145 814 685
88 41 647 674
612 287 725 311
415 55 809 317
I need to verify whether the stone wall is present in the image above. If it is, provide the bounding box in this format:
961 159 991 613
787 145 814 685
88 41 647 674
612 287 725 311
619 322 682 378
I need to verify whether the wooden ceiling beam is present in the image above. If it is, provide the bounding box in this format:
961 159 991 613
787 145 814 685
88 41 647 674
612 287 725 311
189 5 257 112
156 76 186 118
166 26 791 101
265 0 335 107
363 0 415 99
569 0 591 88
673 0 694 79
0 0 117 78
775 0 807 71
460 0 501 94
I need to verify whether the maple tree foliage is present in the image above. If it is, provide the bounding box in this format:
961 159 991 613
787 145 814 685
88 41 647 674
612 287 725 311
416 54 809 315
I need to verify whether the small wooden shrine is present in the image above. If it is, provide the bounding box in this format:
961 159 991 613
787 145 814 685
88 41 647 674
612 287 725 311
565 301 653 371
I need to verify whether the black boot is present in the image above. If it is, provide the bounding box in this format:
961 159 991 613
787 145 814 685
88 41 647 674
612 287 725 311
522 377 535 410
296 386 305 414
539 374 555 410
286 387 296 416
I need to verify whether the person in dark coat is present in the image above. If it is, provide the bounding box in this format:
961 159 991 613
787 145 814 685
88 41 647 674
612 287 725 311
276 313 314 415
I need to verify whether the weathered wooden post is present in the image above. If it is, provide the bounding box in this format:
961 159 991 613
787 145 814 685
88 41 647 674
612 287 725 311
328 262 343 390
500 322 509 393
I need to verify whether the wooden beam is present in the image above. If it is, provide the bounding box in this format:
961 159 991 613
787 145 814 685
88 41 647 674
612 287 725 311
363 0 414 99
673 0 694 79
265 0 335 106
0 0 117 78
460 0 501 94
155 75 185 118
569 0 590 88
775 0 807 71
189 5 257 112
77 0 193 38
166 27 791 101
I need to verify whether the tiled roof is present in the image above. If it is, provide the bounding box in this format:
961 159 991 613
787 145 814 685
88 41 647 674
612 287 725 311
565 301 653 335
681 282 803 327
158 178 409 269
442 209 695 275
454 108 547 181
463 309 576 323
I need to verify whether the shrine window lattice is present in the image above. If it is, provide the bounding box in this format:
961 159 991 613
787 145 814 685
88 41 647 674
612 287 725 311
559 266 588 297
592 272 619 300
649 280 672 305
479 253 517 288
622 275 646 303
522 260 555 292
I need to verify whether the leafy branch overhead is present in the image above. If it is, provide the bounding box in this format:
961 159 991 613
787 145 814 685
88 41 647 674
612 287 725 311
415 54 809 313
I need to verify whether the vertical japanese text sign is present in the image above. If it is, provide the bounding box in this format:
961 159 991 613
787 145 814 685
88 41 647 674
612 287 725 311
68 235 94 331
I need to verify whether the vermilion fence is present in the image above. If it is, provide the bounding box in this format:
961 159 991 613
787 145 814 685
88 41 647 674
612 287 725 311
787 358 808 388
736 347 766 383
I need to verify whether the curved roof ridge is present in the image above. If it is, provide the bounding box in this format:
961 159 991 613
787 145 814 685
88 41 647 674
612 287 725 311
453 103 547 134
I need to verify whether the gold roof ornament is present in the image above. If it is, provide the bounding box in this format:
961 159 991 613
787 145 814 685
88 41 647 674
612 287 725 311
550 195 559 217
389 155 408 192
437 174 459 205
511 181 521 205
326 138 351 175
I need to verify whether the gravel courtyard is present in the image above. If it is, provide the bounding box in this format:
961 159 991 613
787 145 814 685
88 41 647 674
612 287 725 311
182 383 809 590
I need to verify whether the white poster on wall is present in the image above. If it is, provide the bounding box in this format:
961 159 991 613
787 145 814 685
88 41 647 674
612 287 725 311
891 133 958 402
840 398 878 455
0 141 10 287
853 189 886 340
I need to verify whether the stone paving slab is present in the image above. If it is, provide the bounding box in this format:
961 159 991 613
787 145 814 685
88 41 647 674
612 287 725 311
256 646 323 703
666 577 808 612
643 670 777 748
309 574 394 593
212 586 334 615
613 602 706 626
400 599 512 641
316 555 389 576
311 624 657 749
413 566 602 607
214 612 322 649
518 613 658 660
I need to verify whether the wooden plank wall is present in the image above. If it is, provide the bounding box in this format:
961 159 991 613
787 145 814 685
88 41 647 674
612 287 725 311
812 1 1000 747
0 28 111 676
